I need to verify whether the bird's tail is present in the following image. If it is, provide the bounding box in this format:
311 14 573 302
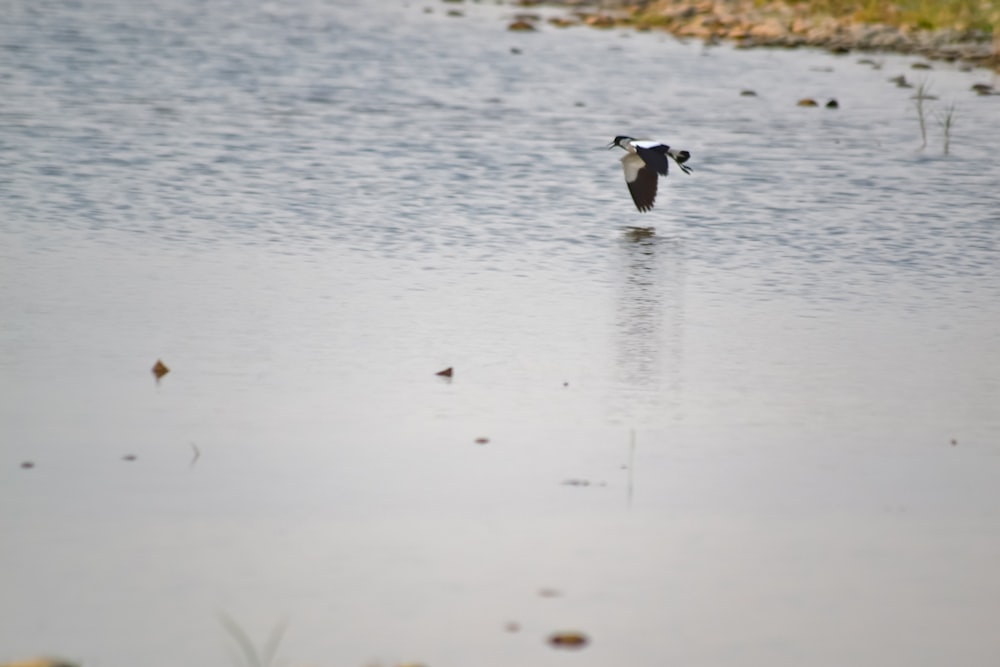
669 149 693 174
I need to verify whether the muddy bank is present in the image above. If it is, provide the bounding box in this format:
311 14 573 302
513 0 1000 71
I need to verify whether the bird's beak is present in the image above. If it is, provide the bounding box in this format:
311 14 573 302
606 142 616 149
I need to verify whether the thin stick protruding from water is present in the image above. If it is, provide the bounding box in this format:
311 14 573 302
627 428 636 507
218 611 288 667
936 102 957 155
913 79 933 150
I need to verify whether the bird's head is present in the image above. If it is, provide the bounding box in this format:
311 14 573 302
608 135 633 149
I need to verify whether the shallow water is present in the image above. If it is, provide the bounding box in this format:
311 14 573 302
2 1 1000 666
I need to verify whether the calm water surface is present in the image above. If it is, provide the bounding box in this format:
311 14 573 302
2 1 999 666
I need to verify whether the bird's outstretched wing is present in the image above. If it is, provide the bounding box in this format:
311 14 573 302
621 153 658 212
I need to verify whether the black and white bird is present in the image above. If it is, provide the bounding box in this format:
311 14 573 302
608 136 692 212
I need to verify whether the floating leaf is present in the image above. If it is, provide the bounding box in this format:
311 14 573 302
151 359 170 380
474 437 489 445
20 461 34 469
548 631 589 649
435 366 453 378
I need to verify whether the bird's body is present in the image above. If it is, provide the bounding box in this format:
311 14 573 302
609 135 691 212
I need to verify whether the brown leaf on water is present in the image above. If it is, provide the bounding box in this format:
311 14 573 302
151 359 170 380
548 631 589 649
20 461 35 469
122 454 137 461
435 366 453 378
538 587 561 598
504 621 520 633
475 437 489 445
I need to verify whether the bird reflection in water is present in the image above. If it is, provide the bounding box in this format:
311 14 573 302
614 230 686 420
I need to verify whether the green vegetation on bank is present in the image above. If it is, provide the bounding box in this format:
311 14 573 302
630 0 999 33
781 0 1000 32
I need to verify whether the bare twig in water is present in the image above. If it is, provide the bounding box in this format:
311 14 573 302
935 102 957 155
218 612 288 667
190 442 201 469
912 80 933 150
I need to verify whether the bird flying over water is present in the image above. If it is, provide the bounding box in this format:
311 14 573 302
608 136 691 212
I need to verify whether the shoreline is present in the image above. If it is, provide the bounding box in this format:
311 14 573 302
514 0 1000 73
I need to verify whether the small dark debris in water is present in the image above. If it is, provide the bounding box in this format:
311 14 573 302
446 9 463 17
950 438 958 446
826 98 839 108
740 89 757 96
538 587 561 598
857 58 881 68
510 47 522 54
563 381 569 387
122 454 137 461
423 6 432 13
474 437 489 445
574 101 585 107
20 461 35 469
971 83 995 95
504 621 520 633
797 98 818 107
889 74 912 88
548 631 589 649
911 62 932 70
152 359 170 380
563 478 607 487
436 366 453 378
507 20 535 31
